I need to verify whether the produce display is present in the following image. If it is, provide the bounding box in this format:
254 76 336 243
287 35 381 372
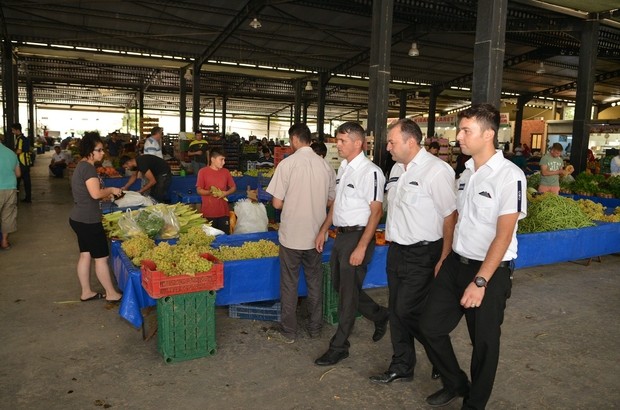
243 168 275 178
576 199 620 223
103 203 206 238
518 193 595 234
528 172 620 198
211 239 279 261
97 166 122 177
121 235 155 264
141 242 214 277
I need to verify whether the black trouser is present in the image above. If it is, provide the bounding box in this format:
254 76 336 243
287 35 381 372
50 164 66 178
17 164 31 201
386 239 442 375
329 230 388 352
150 173 171 203
279 246 323 337
420 252 513 410
208 216 230 235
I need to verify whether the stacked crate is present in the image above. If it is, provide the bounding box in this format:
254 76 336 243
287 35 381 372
228 300 281 322
322 263 340 325
157 291 217 363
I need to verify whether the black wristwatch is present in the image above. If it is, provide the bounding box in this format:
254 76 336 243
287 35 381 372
474 276 488 288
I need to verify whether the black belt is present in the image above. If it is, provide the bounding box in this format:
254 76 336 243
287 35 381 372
395 239 438 248
336 226 366 233
455 253 511 268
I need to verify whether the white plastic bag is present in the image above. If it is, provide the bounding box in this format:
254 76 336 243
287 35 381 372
202 224 225 237
114 191 154 208
233 199 268 234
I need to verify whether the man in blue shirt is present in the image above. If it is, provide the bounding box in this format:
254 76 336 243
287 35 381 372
0 139 21 249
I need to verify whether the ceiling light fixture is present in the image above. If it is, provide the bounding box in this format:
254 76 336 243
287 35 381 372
408 42 419 57
183 69 192 81
249 17 262 29
305 81 313 91
536 62 546 74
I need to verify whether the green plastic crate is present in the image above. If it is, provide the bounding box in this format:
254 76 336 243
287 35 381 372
322 263 340 325
322 263 362 325
157 291 217 363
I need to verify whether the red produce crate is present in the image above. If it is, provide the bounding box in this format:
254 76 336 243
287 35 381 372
141 253 224 298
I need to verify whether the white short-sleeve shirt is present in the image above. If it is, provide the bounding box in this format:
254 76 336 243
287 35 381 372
385 148 456 244
332 151 385 227
143 137 163 158
453 150 527 261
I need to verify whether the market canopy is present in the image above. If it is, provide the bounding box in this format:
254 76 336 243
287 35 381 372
1 0 619 121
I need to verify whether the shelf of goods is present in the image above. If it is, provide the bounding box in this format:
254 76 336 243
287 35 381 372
140 117 159 139
223 141 240 171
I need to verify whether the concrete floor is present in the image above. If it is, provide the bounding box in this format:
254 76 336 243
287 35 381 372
1 151 619 410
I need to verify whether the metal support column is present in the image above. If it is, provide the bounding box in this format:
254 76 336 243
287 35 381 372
221 95 228 138
294 80 302 124
513 94 530 148
267 116 271 140
367 0 394 168
2 39 18 149
571 20 600 174
179 68 187 132
138 88 144 125
316 72 328 140
399 89 407 119
26 79 34 139
471 0 508 108
427 86 442 138
192 62 201 132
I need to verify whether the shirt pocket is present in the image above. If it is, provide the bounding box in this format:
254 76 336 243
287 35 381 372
400 184 422 206
472 192 497 224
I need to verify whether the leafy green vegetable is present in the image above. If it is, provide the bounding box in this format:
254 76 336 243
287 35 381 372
135 210 165 238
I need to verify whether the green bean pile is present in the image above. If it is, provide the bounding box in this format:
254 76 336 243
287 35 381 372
518 193 595 233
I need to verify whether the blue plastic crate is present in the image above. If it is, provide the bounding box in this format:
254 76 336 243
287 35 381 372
228 300 281 322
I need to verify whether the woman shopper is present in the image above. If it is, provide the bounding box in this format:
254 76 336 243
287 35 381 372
69 132 123 302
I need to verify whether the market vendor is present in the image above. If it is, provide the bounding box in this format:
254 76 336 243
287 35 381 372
119 155 171 203
188 130 208 175
196 149 236 234
49 146 68 178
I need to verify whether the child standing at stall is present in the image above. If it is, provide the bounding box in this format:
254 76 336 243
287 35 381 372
196 149 236 234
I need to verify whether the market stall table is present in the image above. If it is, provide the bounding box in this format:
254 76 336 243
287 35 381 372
111 222 620 328
111 231 388 328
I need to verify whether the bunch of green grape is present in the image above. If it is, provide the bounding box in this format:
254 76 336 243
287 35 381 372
212 239 279 261
172 245 214 276
141 242 177 273
177 225 215 248
122 235 155 261
576 199 606 221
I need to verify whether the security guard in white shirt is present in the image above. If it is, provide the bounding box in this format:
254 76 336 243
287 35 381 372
420 104 527 409
370 119 457 385
315 121 389 367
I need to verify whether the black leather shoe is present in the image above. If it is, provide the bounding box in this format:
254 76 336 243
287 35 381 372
431 366 441 380
426 387 460 407
314 349 349 366
372 317 389 342
369 371 413 384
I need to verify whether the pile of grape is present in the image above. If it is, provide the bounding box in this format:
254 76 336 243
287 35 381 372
141 242 214 276
577 199 620 223
212 239 279 261
121 235 155 262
